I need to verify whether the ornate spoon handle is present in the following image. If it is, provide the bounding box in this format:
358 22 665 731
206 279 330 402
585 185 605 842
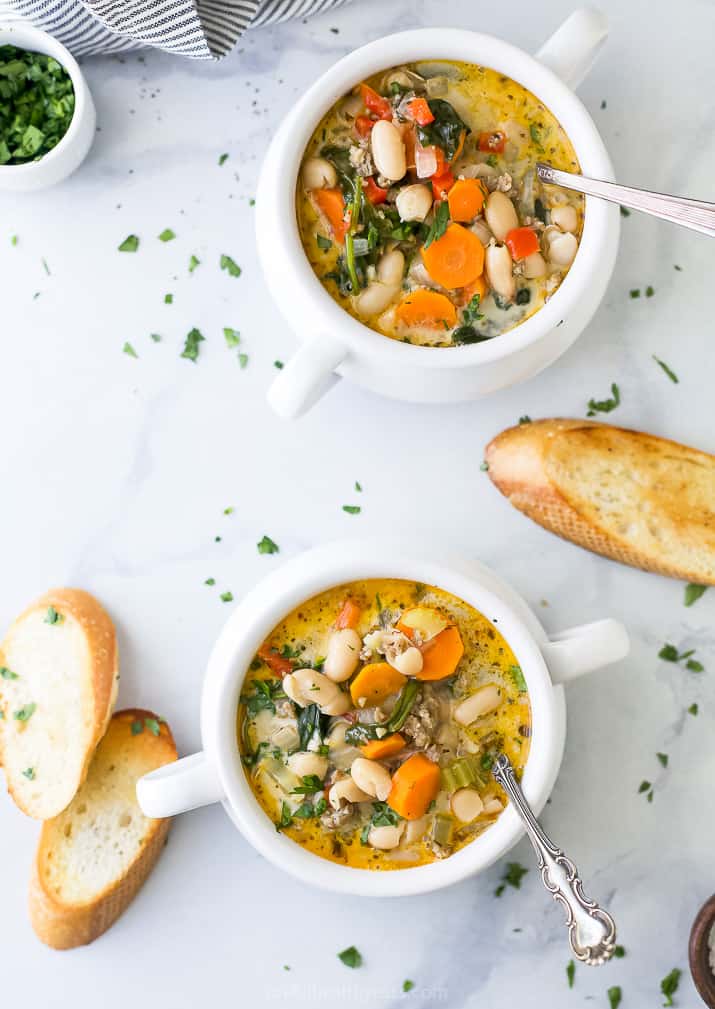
536 162 715 238
492 754 616 965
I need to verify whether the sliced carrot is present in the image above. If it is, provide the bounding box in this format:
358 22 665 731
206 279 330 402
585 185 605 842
360 733 406 759
421 223 484 290
395 289 457 330
350 662 406 707
417 626 464 681
360 83 391 120
387 753 441 820
505 226 539 261
335 597 361 630
459 274 488 306
447 178 488 222
312 187 349 243
258 645 293 677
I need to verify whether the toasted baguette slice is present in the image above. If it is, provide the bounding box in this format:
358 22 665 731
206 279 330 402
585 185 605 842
0 589 119 819
486 419 715 584
29 709 177 949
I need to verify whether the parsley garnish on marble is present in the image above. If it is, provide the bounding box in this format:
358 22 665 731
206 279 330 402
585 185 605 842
587 383 620 416
607 986 622 1009
123 342 138 358
684 584 707 607
659 643 704 671
495 861 528 896
638 780 653 802
223 327 240 348
0 666 19 680
652 355 678 383
660 967 681 1007
566 960 575 988
189 255 200 273
14 703 36 722
158 228 176 242
337 946 362 969
403 980 415 993
205 577 216 586
44 607 63 625
181 328 204 363
688 703 698 716
220 591 234 603
257 536 279 555
164 293 173 304
218 153 229 166
220 254 241 278
656 752 668 768
274 360 284 369
118 234 139 253
22 767 35 780
342 505 361 515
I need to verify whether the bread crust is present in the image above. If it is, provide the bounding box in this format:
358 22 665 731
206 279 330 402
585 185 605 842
29 710 177 950
0 588 119 818
486 419 715 584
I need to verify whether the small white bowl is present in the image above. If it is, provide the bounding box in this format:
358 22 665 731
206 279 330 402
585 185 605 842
136 539 629 898
256 9 620 418
0 22 96 191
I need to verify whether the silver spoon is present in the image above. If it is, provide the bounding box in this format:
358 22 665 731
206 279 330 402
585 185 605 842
492 754 617 965
536 162 715 238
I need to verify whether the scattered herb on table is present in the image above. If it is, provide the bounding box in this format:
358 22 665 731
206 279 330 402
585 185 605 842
608 985 622 1009
274 360 284 369
22 767 36 780
14 703 36 722
587 383 620 416
181 327 204 362
518 415 532 425
674 264 682 272
123 342 138 358
223 506 234 515
118 234 139 253
44 606 63 625
656 752 668 768
257 535 279 555
646 285 655 297
144 717 160 736
638 779 653 802
42 257 50 275
238 352 248 369
158 228 175 242
480 461 489 472
223 327 240 348
403 979 415 993
354 481 362 492
189 254 200 273
660 968 681 1006
342 505 361 515
601 99 607 109
684 584 707 607
659 643 703 671
566 960 575 988
164 293 173 304
11 235 18 245
0 666 19 680
0 46 75 165
204 577 216 586
337 946 362 969
620 206 630 217
688 703 698 716
218 152 228 166
220 253 241 277
630 288 640 299
652 355 678 383
614 945 625 958
150 333 161 342
495 861 528 896
220 591 233 603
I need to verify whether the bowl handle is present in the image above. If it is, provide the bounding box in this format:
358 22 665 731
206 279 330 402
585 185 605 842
541 618 629 685
267 335 347 419
535 7 608 89
136 751 224 817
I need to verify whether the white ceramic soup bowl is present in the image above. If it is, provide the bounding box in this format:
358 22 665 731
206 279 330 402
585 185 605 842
137 540 629 897
257 8 619 419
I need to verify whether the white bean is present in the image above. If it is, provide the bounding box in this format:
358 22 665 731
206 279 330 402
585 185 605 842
470 218 493 246
323 628 361 683
350 757 393 802
522 251 547 279
283 668 351 716
389 645 423 677
450 787 484 823
485 244 516 302
370 120 406 182
377 248 405 286
484 190 519 241
368 823 404 850
454 683 501 725
328 777 372 809
550 204 578 233
287 751 328 780
548 231 578 267
302 156 337 190
483 797 504 815
354 281 399 318
395 183 433 222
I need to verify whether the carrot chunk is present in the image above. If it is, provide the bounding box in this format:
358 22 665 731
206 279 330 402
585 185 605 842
360 733 406 759
447 178 488 222
387 753 441 820
335 597 361 630
417 626 464 681
350 662 406 707
421 223 484 289
395 289 457 330
311 187 349 243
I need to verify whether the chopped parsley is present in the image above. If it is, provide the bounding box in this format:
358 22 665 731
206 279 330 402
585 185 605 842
0 666 19 680
277 801 292 830
620 206 631 217
238 353 248 369
462 293 484 325
118 235 139 253
144 717 160 736
150 333 162 343
0 47 75 165
630 288 640 298
189 254 200 273
158 228 175 242
204 577 216 586
403 980 415 993
131 719 143 735
13 703 36 722
342 505 361 515
241 679 284 716
220 254 241 277
566 960 575 988
638 780 653 802
257 535 279 555
223 506 234 515
218 153 229 165
355 481 362 492
495 861 528 896
653 355 678 382
423 200 450 249
646 285 655 298
164 293 173 304
659 643 703 671
656 752 668 768
123 342 138 358
614 945 626 958
45 606 63 625
529 123 544 149
337 946 362 969
181 327 204 362
220 591 234 603
586 382 620 416
688 703 698 716
518 415 531 425
509 665 527 692
684 584 707 607
274 360 284 369
480 461 489 471
22 767 36 780
223 327 240 348
607 986 622 1009
660 967 681 1007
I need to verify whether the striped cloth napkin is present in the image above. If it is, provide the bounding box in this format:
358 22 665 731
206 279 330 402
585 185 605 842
0 0 349 58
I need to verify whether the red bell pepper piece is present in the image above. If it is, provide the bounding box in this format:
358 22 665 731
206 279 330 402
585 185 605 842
355 115 375 138
405 97 434 126
431 169 455 199
364 176 388 205
505 226 540 260
360 83 392 120
478 130 506 153
258 645 293 677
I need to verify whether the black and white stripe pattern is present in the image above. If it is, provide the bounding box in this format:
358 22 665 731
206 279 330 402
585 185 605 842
0 0 349 58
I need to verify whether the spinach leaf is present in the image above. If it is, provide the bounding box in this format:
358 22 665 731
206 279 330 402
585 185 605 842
240 678 284 716
297 703 328 751
416 99 470 159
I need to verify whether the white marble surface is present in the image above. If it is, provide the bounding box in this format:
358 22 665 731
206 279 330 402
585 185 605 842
1 0 714 1005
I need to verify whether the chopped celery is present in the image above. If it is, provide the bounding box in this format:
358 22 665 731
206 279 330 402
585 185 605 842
263 757 300 793
441 755 485 793
431 813 454 846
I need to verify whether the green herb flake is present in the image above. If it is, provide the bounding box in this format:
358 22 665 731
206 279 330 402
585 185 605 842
529 123 543 149
150 333 162 343
22 767 35 780
11 235 18 246
687 658 704 672
342 505 361 515
44 606 63 625
403 980 415 993
587 383 620 416
659 643 702 670
181 327 205 363
566 960 575 988
189 254 200 273
355 481 362 492
144 718 160 736
123 342 138 358
118 234 139 253
688 703 698 716
42 257 50 275
653 355 678 383
204 577 216 586
684 584 707 607
608 986 622 1009
223 327 240 348
14 703 37 723
257 535 279 555
0 666 19 680
638 779 651 793
657 752 669 768
620 206 631 217
218 153 229 166
614 945 625 958
220 254 241 278
277 800 292 830
423 200 450 250
509 665 527 692
646 285 655 297
316 234 332 252
629 288 640 298
131 719 143 735
518 415 532 425
480 461 489 472
495 861 528 896
164 293 173 304
660 968 681 1007
158 228 176 242
337 946 362 969
238 352 249 369
0 48 75 165
220 591 234 603
274 360 284 369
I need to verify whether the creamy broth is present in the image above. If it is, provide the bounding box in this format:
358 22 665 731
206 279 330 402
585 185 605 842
297 61 583 346
237 579 531 870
